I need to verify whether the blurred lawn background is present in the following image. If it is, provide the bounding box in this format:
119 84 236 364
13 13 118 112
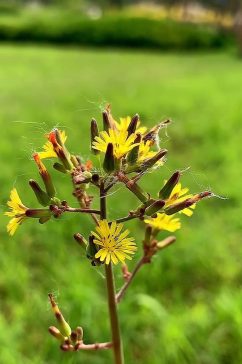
0 1 242 364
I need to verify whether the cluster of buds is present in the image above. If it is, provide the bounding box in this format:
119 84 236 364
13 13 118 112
48 294 112 352
91 108 169 177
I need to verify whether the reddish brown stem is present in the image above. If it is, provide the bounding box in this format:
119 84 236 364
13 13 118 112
64 207 101 214
76 342 113 351
116 257 146 304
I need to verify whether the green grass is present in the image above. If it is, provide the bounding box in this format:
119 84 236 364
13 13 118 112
0 45 241 364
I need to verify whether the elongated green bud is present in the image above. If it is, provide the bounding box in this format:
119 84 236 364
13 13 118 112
159 171 180 199
25 208 51 218
48 326 65 341
142 149 168 170
70 155 79 168
33 153 56 198
165 199 194 215
74 233 87 250
48 294 72 337
127 113 139 136
127 133 141 165
117 172 149 203
164 191 212 215
91 118 100 154
145 199 165 216
86 235 102 266
102 110 112 132
103 143 115 173
53 162 67 174
157 236 176 250
29 179 50 206
86 235 98 260
49 129 73 171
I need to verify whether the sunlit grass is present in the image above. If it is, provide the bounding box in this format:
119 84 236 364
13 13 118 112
0 45 241 364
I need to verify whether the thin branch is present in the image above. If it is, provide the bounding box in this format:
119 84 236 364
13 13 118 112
64 207 101 214
116 235 176 304
116 214 139 224
116 257 146 304
76 341 113 351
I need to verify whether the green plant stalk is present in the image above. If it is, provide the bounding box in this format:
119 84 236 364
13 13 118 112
100 181 124 364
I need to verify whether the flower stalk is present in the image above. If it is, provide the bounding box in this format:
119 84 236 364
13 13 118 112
100 181 124 364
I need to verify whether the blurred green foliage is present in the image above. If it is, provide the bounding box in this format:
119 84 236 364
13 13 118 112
0 45 241 363
0 8 233 50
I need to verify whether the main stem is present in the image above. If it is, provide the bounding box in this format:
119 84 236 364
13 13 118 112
100 181 124 364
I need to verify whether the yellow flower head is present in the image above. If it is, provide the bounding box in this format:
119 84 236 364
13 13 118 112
92 128 139 159
165 182 196 216
5 188 28 235
91 220 137 265
38 130 67 159
144 213 181 232
116 116 147 135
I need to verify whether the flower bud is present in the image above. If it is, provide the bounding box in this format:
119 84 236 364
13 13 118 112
127 133 141 165
48 326 65 341
103 143 115 173
60 343 73 351
70 155 79 168
102 110 112 132
117 172 149 203
159 171 181 199
76 326 84 341
143 119 171 145
29 179 50 206
157 236 176 250
164 191 212 215
73 233 87 250
33 153 56 198
145 200 165 216
91 173 100 184
142 149 167 170
70 330 78 344
48 294 72 337
127 114 139 136
53 162 67 174
48 129 73 171
25 208 51 218
91 118 100 155
86 235 101 266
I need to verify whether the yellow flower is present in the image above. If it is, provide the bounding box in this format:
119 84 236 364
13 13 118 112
116 116 147 135
91 220 137 265
92 129 139 159
138 140 162 161
144 213 181 232
5 188 28 235
38 130 67 159
165 183 196 216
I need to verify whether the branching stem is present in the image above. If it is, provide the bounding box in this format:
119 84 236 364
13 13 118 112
116 257 146 304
